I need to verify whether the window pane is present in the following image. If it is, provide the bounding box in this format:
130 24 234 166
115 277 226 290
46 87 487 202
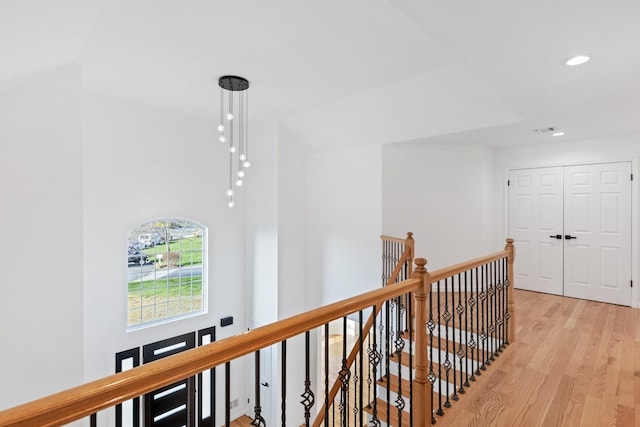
127 219 206 329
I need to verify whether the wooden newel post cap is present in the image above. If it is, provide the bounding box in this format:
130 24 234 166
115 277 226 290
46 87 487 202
414 258 427 273
505 238 515 262
406 232 414 239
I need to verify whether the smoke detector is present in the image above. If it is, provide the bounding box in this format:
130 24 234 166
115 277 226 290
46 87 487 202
532 126 556 134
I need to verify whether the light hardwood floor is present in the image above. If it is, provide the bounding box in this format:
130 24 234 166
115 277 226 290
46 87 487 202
231 289 639 426
438 289 640 427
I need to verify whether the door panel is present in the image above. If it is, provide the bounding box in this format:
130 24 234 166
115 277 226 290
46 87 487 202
563 163 632 305
508 167 564 295
508 162 632 306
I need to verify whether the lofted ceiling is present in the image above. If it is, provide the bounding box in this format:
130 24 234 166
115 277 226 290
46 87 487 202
2 0 639 151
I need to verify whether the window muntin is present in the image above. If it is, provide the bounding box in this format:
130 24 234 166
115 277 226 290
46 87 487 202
127 219 206 329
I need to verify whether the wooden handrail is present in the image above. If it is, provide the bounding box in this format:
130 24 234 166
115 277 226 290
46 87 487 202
429 249 509 284
380 234 409 244
0 277 422 427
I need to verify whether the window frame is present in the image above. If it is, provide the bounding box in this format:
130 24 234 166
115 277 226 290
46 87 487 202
126 218 208 331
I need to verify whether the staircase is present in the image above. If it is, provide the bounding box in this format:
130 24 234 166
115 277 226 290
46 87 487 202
357 235 514 426
365 318 508 426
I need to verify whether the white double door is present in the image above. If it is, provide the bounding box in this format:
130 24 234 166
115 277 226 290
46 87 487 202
508 162 632 306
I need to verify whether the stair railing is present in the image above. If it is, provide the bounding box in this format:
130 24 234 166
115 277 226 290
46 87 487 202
312 232 414 427
0 239 515 427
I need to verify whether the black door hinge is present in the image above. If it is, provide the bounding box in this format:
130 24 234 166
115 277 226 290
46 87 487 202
507 179 510 186
631 173 633 181
631 280 633 288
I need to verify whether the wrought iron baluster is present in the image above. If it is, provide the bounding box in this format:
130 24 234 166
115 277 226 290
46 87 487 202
408 292 414 425
426 281 437 424
358 310 364 427
456 273 466 396
395 296 406 426
495 261 500 356
443 277 452 409
468 268 477 382
436 280 444 416
385 300 391 425
475 267 482 375
281 340 286 427
381 240 386 286
479 265 488 371
225 362 231 427
250 351 265 427
301 332 315 427
497 258 503 352
324 324 329 427
368 304 382 426
487 262 496 362
366 319 373 410
504 256 511 346
338 317 350 427
450 275 459 402
462 271 470 388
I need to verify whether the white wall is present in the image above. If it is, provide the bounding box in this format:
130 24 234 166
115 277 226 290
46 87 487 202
0 65 84 409
82 93 247 423
306 145 383 305
493 134 640 307
245 121 279 327
382 144 495 270
277 124 307 318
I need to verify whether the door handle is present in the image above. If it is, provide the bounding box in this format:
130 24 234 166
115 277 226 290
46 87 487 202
565 235 577 240
261 382 269 387
549 234 562 239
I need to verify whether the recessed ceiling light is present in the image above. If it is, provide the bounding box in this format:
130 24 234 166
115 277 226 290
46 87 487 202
564 55 591 66
552 132 565 137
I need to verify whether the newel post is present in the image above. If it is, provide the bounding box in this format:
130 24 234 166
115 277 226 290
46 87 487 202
505 238 516 343
412 257 431 427
405 232 415 276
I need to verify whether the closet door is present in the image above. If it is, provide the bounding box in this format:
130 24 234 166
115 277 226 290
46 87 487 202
564 163 632 305
508 167 564 295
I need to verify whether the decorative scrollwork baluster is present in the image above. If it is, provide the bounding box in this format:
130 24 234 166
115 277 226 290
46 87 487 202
300 332 315 427
394 296 405 426
468 268 477 381
456 273 466 395
479 265 488 371
435 280 444 416
443 278 453 408
338 317 351 427
250 351 266 427
463 270 471 387
368 305 382 426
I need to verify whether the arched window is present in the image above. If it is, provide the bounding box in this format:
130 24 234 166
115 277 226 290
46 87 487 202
127 219 206 329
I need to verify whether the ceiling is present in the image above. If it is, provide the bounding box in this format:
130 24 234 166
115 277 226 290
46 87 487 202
2 0 639 151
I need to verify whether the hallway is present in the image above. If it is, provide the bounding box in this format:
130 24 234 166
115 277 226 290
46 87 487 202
439 289 639 426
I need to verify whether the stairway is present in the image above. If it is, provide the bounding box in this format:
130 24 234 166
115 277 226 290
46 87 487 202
364 324 506 426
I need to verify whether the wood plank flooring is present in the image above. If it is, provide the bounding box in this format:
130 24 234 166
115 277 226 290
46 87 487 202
437 289 640 427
